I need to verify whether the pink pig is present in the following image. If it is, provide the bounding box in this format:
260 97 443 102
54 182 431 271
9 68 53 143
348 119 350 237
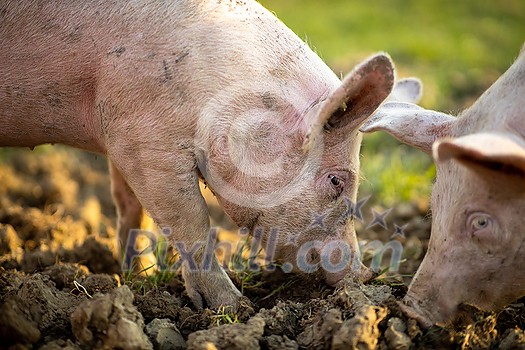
362 44 525 327
0 0 418 309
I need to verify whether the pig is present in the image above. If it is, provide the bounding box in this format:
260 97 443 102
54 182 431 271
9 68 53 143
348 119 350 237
0 0 418 309
361 44 525 327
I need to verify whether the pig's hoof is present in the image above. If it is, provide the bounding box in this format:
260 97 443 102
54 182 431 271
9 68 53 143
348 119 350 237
187 285 243 310
183 269 243 310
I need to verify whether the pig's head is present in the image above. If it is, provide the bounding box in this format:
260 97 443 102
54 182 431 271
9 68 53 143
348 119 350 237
360 47 525 327
195 54 419 285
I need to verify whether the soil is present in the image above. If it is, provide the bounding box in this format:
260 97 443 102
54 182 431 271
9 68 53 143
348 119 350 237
1 147 524 350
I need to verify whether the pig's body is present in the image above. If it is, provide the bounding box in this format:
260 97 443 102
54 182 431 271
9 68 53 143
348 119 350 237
362 45 525 327
1 0 402 309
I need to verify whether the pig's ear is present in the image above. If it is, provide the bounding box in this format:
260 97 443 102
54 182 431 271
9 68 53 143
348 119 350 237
303 53 394 150
434 133 525 175
388 77 423 104
360 102 456 154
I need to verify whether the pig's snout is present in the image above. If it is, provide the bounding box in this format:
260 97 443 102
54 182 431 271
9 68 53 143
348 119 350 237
319 236 375 286
324 270 346 287
358 264 377 282
323 260 374 287
398 295 435 329
295 237 372 286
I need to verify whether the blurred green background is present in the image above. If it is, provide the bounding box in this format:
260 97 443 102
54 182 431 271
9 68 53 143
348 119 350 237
260 0 525 206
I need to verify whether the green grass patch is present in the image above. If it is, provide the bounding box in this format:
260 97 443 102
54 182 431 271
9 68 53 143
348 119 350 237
360 135 435 206
211 306 240 326
122 237 180 295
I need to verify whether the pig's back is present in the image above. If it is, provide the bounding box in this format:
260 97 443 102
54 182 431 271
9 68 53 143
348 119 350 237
0 0 337 151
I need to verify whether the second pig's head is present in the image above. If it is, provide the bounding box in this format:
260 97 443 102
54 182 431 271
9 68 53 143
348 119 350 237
410 132 525 327
360 47 525 327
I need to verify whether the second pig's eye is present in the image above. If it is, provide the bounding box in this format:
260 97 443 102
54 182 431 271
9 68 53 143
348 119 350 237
467 212 494 238
329 174 343 188
473 217 489 230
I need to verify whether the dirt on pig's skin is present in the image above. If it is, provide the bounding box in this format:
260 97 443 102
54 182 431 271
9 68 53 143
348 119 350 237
1 147 525 350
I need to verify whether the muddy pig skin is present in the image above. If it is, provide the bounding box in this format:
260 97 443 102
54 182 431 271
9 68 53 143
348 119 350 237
361 43 525 327
0 0 415 309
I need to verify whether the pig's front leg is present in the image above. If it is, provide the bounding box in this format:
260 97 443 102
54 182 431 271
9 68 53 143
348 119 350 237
107 149 242 309
109 160 144 270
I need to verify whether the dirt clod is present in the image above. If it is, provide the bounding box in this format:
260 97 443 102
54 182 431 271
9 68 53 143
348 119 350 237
145 318 187 350
81 273 119 295
42 263 89 290
258 301 302 339
38 339 81 350
296 308 343 349
261 334 298 350
0 297 41 346
71 285 153 349
331 305 387 350
384 317 412 350
18 274 81 340
499 328 525 350
135 289 183 323
187 315 265 350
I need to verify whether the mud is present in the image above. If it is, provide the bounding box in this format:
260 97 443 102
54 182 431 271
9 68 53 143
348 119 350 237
0 147 524 350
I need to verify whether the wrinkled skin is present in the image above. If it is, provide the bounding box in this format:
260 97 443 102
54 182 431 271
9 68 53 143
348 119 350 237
0 0 418 309
362 43 525 327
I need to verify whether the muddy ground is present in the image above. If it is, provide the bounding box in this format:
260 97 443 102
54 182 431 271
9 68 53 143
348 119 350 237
1 147 524 350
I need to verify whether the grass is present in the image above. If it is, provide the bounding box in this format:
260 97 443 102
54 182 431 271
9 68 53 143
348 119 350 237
211 306 240 326
359 139 435 207
229 237 297 301
229 237 267 294
259 0 525 204
122 236 180 295
72 280 93 299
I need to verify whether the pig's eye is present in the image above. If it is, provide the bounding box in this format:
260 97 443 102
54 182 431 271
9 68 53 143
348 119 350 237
473 217 489 230
328 174 343 188
466 212 499 245
467 213 493 234
326 173 346 199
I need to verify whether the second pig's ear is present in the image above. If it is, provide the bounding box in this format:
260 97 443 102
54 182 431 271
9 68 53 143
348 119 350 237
303 53 394 151
360 102 456 155
433 132 525 176
388 77 423 104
